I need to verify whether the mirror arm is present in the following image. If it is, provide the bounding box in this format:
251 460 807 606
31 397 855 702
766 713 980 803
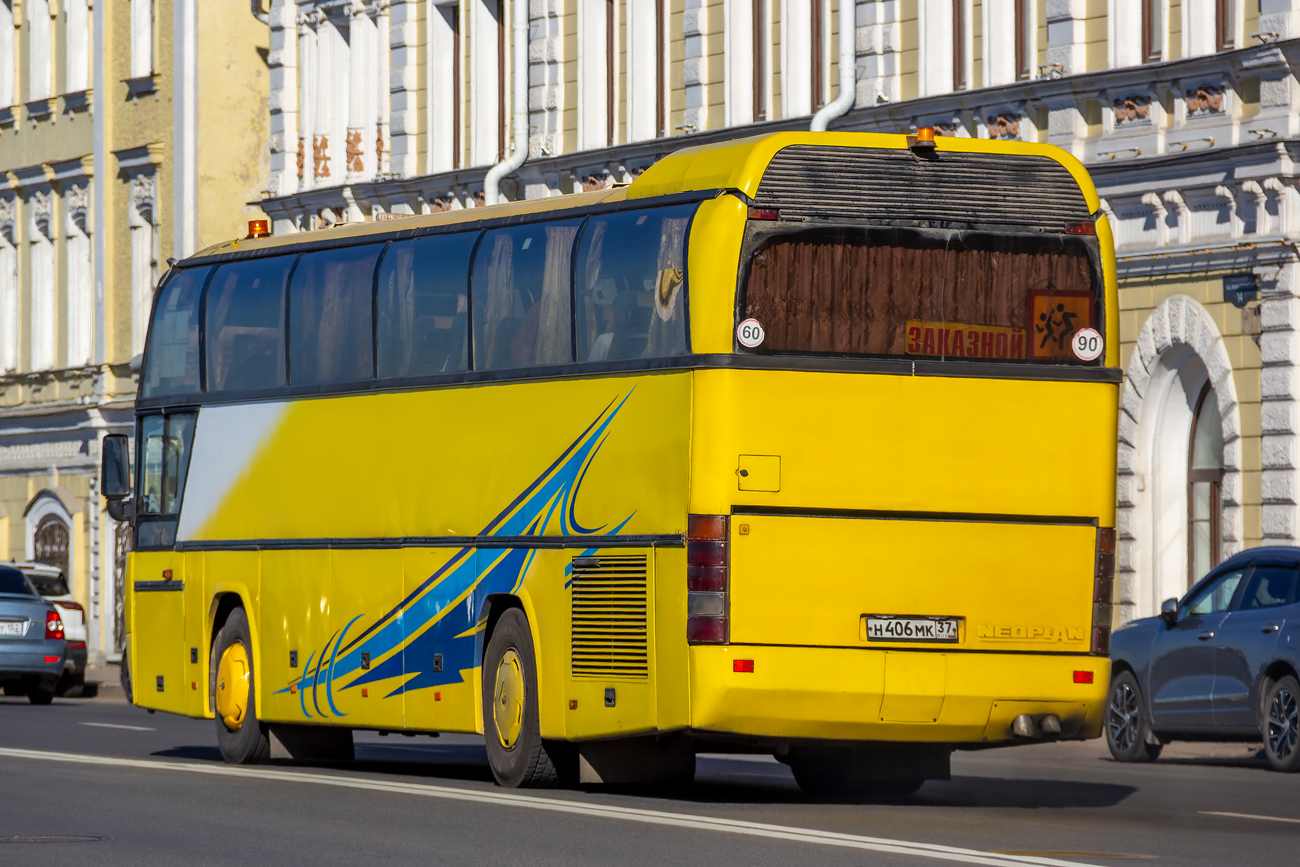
106 497 135 525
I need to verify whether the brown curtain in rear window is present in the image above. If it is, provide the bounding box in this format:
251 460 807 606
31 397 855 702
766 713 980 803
743 230 1094 359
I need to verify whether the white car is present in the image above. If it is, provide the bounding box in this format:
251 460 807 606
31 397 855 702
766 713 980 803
2 562 88 695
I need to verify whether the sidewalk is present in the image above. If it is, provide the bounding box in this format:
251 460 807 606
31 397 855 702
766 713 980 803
81 659 127 701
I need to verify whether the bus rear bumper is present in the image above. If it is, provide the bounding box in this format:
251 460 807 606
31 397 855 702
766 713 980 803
688 645 1108 745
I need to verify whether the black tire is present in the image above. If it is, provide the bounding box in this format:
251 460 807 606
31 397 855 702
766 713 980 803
1262 675 1300 772
211 608 270 764
28 680 56 705
481 608 574 788
788 754 924 799
1105 670 1162 762
120 650 133 704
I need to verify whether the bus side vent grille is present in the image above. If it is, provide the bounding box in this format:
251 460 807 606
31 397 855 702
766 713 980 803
571 555 649 680
755 146 1092 230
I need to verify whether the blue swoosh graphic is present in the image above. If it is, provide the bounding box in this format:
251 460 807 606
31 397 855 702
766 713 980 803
274 392 635 716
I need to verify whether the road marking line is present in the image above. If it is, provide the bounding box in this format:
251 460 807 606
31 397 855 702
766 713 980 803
79 722 156 732
0 747 1098 867
1200 810 1300 825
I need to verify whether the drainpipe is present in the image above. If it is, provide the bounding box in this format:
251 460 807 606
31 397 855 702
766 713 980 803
484 0 529 205
810 0 856 132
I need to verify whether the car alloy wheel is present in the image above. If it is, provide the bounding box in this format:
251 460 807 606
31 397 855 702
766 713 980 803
1268 687 1299 763
1108 681 1140 753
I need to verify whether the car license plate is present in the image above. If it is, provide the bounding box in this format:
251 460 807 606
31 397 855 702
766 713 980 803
0 621 27 638
864 616 960 643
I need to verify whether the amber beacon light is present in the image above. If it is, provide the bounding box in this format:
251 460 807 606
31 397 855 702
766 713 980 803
911 126 937 151
246 219 271 239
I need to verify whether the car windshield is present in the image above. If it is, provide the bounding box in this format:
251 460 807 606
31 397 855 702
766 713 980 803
0 567 37 596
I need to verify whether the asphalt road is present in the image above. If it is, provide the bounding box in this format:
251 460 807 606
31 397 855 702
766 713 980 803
1 694 1297 866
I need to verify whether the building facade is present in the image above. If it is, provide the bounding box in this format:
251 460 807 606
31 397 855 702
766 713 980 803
260 0 1300 626
0 0 270 669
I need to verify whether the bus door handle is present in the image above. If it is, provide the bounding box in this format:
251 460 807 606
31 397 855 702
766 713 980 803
1197 631 1215 641
1261 624 1281 634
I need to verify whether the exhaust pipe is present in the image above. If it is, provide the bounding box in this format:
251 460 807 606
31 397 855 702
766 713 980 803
1012 713 1063 739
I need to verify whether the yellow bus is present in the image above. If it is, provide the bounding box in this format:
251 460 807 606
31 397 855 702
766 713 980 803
104 130 1118 794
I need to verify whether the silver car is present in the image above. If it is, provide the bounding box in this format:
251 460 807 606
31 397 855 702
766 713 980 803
0 565 68 704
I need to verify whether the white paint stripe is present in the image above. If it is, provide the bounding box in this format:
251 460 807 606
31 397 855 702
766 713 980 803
79 722 156 732
0 747 1097 867
1200 810 1300 825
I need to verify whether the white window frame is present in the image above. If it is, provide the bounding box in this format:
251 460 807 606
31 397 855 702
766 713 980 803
131 0 155 79
29 199 56 372
66 0 90 93
66 194 92 367
28 0 53 101
428 0 461 172
1 0 15 108
0 217 17 374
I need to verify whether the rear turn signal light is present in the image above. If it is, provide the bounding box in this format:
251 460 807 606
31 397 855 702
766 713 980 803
1092 527 1116 656
687 514 729 644
247 219 270 239
45 610 64 641
1064 220 1096 235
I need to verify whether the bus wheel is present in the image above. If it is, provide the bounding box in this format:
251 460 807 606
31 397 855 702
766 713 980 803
1105 670 1162 763
212 608 270 764
482 609 572 788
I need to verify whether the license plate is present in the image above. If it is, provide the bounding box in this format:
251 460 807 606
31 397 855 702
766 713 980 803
0 621 27 638
864 616 960 643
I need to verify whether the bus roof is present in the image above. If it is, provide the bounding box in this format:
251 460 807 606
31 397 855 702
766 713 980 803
196 132 1099 263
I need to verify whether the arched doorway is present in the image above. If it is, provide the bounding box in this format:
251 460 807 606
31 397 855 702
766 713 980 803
1118 295 1241 623
33 513 70 578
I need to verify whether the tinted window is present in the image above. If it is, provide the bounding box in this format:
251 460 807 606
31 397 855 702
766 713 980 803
1181 568 1246 617
289 245 381 385
138 413 197 516
205 256 295 392
576 205 692 362
741 229 1097 363
377 233 476 377
1239 565 1298 611
0 567 35 596
142 266 211 398
473 220 581 370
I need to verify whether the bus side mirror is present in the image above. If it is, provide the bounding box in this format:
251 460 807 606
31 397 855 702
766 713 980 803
102 434 134 524
1159 598 1178 627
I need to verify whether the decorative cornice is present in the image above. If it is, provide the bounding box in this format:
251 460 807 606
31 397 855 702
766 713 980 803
113 142 166 172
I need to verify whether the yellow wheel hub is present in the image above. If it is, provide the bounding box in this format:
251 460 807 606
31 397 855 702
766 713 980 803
494 649 525 749
215 642 251 731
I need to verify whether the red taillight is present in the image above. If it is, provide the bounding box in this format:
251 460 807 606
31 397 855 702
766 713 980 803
44 656 60 663
687 514 729 644
1074 670 1094 684
45 610 64 640
1092 527 1115 655
66 640 86 649
747 207 779 221
1064 220 1096 235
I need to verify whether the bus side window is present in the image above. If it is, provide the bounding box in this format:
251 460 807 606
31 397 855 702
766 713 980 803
472 220 582 371
377 233 476 378
205 256 295 393
575 205 692 362
289 244 383 386
142 266 211 399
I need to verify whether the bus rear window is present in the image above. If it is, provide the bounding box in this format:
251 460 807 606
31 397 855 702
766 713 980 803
741 228 1098 364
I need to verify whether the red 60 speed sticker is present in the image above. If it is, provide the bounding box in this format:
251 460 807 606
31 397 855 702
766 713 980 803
1071 327 1103 361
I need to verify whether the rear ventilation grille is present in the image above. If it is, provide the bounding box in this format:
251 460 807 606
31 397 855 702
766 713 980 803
754 145 1092 231
571 554 649 680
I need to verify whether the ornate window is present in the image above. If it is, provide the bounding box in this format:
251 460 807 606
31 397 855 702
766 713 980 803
33 514 70 579
1188 382 1224 586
